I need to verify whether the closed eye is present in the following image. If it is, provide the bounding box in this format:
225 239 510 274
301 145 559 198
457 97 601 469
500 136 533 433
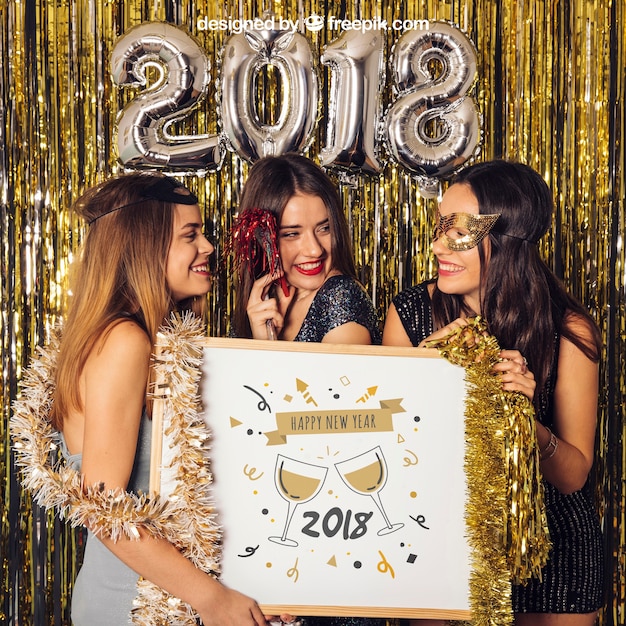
447 228 470 241
183 228 205 241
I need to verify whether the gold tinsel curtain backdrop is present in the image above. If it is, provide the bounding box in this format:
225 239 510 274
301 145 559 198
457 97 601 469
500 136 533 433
0 0 623 624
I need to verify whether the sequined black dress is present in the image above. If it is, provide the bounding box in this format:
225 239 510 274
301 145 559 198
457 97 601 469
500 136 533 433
391 281 604 614
294 274 381 345
297 274 383 626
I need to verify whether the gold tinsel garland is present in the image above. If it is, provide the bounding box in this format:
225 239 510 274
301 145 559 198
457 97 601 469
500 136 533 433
427 318 551 626
11 314 551 624
10 314 220 625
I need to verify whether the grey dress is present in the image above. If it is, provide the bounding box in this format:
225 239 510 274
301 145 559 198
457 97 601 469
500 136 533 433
60 411 152 625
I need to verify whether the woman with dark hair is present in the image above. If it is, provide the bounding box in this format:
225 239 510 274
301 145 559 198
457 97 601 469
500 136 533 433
231 153 381 346
230 154 383 626
383 160 603 625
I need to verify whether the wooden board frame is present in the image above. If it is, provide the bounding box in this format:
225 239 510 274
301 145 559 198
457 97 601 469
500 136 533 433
151 338 472 621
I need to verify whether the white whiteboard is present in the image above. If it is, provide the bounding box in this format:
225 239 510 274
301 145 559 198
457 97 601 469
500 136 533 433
172 338 472 620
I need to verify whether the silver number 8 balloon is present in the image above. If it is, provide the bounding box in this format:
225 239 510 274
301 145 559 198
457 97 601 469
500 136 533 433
385 22 481 197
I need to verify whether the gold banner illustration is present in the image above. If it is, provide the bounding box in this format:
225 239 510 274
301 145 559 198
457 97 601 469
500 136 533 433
265 399 405 445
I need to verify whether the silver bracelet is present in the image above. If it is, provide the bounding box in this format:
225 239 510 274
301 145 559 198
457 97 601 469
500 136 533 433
540 427 559 460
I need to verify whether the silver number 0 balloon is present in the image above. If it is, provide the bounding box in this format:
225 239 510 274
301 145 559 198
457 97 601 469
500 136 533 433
385 22 480 196
111 22 224 173
219 28 319 162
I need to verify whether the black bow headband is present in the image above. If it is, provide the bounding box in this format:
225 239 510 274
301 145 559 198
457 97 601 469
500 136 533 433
88 176 198 225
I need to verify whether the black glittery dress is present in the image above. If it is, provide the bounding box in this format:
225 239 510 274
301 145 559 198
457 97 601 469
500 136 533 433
294 274 382 345
391 281 604 614
296 274 384 626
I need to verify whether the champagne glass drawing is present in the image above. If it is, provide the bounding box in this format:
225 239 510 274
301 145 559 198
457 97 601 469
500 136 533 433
335 446 404 536
269 455 328 547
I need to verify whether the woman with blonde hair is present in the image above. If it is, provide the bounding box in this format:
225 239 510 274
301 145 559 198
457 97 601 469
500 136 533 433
42 173 291 625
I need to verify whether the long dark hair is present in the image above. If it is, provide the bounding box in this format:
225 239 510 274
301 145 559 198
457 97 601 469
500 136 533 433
231 154 355 338
431 160 601 398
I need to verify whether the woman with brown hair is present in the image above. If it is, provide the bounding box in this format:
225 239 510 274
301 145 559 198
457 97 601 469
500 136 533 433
384 160 604 626
230 154 383 626
231 153 381 347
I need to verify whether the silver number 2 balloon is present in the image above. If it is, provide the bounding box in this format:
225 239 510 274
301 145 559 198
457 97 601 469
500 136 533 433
111 22 225 173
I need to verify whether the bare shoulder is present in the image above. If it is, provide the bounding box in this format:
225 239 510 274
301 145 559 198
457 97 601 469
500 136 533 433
95 319 152 363
557 311 601 373
562 310 600 347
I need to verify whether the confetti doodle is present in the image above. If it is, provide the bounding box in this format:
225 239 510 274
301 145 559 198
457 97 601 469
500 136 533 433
356 385 378 403
243 384 271 412
243 464 264 481
295 378 318 407
376 550 395 578
238 545 259 558
287 557 300 582
409 514 430 529
402 449 418 466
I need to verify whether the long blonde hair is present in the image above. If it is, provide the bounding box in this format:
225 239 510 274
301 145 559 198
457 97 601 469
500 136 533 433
50 173 205 430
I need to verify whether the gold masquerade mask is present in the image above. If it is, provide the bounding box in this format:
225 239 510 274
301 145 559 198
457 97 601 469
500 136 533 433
435 211 501 251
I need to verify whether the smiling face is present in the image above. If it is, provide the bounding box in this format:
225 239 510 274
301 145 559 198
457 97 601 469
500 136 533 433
278 193 335 295
432 183 489 314
166 203 215 303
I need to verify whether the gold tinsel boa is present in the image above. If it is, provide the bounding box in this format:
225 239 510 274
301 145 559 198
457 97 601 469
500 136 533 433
427 317 551 626
10 314 219 625
11 314 550 624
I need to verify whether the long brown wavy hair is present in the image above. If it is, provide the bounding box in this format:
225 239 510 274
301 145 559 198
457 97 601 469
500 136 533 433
431 160 601 400
230 154 356 338
50 173 205 429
